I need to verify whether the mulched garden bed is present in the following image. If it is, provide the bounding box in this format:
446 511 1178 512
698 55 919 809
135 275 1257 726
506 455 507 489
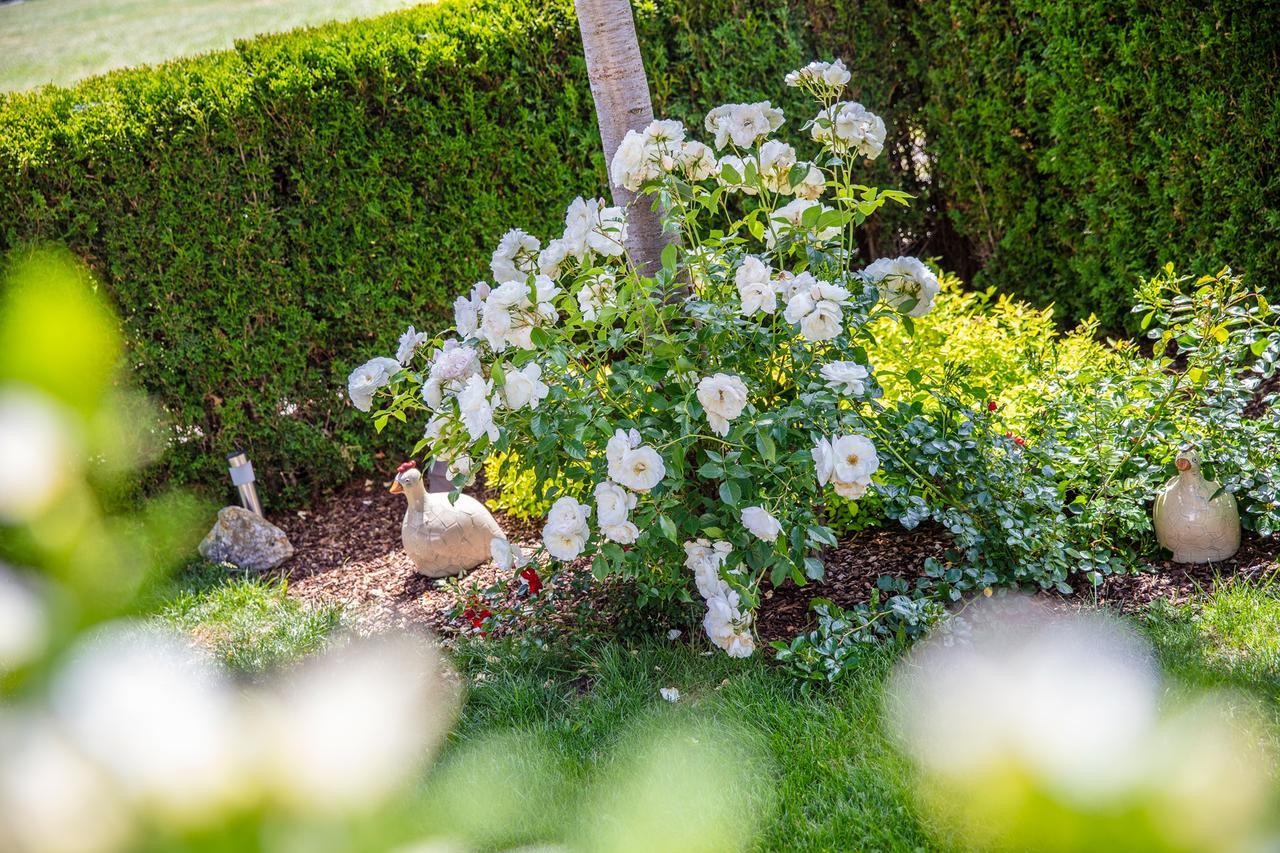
270 474 1280 644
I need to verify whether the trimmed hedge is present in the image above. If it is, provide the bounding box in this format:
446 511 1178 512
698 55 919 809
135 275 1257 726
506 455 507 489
1 0 1275 505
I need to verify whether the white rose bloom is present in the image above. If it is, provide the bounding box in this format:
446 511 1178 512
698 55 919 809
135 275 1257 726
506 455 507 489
791 163 826 200
734 255 777 316
396 325 428 365
863 256 941 317
490 537 531 572
683 539 734 601
815 434 879 499
0 390 79 524
502 363 549 411
715 154 757 195
820 361 870 396
601 520 640 544
537 237 575 278
542 497 591 561
704 101 784 149
590 204 627 257
766 198 840 249
610 129 663 191
642 119 685 147
741 506 782 542
783 279 851 341
605 428 665 492
679 140 718 181
490 228 540 284
422 414 448 445
785 58 851 93
454 282 488 338
576 273 617 322
812 101 886 159
757 139 798 193
615 445 666 493
696 373 749 437
703 593 755 658
445 455 473 483
594 480 637 527
347 357 401 412
456 374 498 444
422 341 480 409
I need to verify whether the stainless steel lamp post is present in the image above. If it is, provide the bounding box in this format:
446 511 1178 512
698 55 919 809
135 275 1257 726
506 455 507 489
226 450 263 516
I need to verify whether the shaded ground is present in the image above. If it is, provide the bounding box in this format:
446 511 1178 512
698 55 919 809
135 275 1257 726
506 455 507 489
271 474 1280 643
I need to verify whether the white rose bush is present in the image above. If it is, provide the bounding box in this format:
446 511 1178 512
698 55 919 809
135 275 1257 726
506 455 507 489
350 60 945 657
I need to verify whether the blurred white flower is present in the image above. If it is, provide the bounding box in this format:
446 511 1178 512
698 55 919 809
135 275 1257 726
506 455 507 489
734 256 776 316
863 256 940 318
502 363 549 411
704 102 784 149
610 121 685 191
666 629 682 641
347 357 401 413
605 428 665 493
696 374 749 437
0 713 133 853
253 634 457 816
740 506 781 542
0 564 47 673
820 361 869 397
659 688 680 703
812 101 886 159
50 624 248 825
490 229 540 284
396 325 429 365
813 434 879 499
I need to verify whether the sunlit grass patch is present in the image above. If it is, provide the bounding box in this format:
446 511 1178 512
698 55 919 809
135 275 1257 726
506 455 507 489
157 561 344 673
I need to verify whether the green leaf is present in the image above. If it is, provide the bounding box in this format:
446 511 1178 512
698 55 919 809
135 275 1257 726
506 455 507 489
658 514 678 541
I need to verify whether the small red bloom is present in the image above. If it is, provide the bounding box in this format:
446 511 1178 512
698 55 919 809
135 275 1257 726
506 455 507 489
520 566 543 595
469 607 493 629
1014 436 1026 446
987 400 998 412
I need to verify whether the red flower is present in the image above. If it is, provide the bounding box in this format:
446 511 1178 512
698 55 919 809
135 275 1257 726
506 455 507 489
1014 436 1026 446
463 606 492 629
987 400 998 412
520 566 543 595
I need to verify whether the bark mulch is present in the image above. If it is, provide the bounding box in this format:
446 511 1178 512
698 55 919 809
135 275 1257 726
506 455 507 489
268 476 1280 643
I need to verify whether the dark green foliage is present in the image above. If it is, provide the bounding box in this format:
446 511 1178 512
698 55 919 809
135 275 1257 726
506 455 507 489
1 0 1275 506
916 0 1280 322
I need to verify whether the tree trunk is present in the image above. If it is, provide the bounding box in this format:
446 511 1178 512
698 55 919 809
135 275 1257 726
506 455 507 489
575 0 669 276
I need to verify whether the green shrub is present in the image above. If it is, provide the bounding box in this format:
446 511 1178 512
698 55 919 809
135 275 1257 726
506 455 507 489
2 0 1274 508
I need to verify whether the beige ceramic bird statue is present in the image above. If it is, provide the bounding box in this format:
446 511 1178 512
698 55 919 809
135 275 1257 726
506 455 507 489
1153 449 1240 563
389 460 504 577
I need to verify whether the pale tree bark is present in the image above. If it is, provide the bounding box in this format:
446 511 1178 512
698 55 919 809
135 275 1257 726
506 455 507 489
575 0 669 276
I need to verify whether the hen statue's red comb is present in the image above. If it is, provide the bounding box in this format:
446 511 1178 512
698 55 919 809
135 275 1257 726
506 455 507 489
397 460 417 474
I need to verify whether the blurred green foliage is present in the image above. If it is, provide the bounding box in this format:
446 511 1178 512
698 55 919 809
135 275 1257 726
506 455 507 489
1 0 1275 509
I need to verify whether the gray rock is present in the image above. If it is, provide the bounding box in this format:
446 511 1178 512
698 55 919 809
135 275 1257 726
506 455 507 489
198 506 295 571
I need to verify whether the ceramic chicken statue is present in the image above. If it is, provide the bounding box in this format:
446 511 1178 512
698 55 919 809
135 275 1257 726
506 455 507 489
1153 449 1240 563
389 460 504 577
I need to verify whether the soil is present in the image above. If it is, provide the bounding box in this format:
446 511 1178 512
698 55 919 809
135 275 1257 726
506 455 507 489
270 475 1280 644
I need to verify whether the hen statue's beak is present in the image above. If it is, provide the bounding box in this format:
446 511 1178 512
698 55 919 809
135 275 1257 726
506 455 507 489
389 480 404 494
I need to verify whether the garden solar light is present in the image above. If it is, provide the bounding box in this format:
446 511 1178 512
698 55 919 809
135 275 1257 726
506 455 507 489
226 449 262 516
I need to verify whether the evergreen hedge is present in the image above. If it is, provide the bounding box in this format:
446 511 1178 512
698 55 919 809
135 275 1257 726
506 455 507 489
0 0 1273 505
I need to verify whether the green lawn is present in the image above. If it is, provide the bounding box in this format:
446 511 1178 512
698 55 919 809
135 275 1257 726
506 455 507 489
154 566 1280 851
0 0 425 92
